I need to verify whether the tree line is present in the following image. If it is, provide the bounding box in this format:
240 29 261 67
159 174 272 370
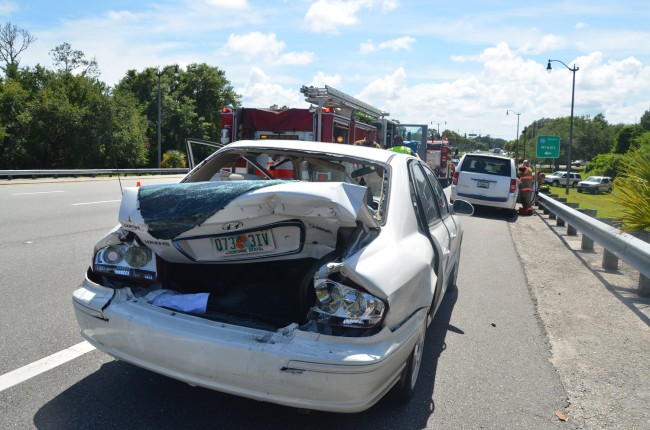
0 22 239 170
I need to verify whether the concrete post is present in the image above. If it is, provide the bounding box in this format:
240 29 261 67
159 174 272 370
598 218 623 271
630 232 650 297
555 198 567 225
565 202 580 235
543 194 557 215
577 209 597 250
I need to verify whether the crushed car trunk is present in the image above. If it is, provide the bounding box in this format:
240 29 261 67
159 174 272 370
96 180 381 331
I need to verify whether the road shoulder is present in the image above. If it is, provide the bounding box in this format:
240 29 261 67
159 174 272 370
510 209 650 429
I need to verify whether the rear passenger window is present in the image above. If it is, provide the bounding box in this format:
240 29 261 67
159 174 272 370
422 164 449 217
410 163 441 225
461 156 511 176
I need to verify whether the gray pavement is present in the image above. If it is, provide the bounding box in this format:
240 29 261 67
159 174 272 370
510 207 650 429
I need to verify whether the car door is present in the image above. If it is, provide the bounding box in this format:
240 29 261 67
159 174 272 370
423 163 461 305
601 178 611 192
409 161 451 307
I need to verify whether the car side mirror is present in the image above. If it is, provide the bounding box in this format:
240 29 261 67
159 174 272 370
452 199 474 216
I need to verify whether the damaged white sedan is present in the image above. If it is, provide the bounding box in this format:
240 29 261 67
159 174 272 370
72 140 472 413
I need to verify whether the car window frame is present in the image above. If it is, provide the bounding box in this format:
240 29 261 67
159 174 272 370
408 160 442 228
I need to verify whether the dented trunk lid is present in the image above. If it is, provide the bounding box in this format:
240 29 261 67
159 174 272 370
118 180 379 263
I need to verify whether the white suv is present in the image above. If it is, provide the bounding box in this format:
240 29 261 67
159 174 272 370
543 171 581 187
450 153 518 211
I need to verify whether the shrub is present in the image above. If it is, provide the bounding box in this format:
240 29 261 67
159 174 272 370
585 153 624 177
161 150 187 168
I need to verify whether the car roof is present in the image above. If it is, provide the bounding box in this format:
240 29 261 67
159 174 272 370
461 153 512 161
225 139 396 163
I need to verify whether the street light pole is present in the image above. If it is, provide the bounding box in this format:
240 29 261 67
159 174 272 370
547 59 579 195
431 120 446 138
156 69 163 169
506 110 520 161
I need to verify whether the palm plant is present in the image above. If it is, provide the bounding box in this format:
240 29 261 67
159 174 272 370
612 146 650 232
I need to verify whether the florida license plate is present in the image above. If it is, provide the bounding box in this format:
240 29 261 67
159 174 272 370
214 230 275 256
477 180 489 189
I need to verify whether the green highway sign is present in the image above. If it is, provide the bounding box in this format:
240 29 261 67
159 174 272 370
536 135 560 158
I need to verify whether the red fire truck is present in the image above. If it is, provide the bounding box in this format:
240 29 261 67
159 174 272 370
426 137 452 186
220 85 390 147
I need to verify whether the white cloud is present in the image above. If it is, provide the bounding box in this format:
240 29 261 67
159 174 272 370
520 34 566 54
0 1 17 16
276 51 316 66
222 32 316 66
358 43 650 139
304 0 400 34
356 67 407 102
223 32 285 58
238 67 303 108
107 10 137 21
575 22 588 29
308 71 342 88
304 1 361 34
360 36 416 53
201 0 249 9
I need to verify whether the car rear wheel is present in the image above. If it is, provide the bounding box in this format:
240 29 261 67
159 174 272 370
391 318 426 403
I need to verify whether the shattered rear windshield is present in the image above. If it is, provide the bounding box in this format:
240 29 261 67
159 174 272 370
183 148 389 223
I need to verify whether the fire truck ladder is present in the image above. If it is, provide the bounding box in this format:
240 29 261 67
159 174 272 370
300 85 389 141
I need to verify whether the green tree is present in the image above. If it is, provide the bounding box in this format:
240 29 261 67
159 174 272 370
106 88 149 168
639 108 650 132
115 63 240 166
50 42 99 77
611 125 642 154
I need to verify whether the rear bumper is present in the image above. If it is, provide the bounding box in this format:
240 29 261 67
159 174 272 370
451 188 517 210
72 276 422 413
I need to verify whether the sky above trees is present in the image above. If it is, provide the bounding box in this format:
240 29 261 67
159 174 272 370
4 0 650 139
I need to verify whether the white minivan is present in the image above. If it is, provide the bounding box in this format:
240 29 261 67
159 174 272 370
450 153 519 211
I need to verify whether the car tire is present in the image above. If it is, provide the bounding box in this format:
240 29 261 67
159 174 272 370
552 180 559 186
577 188 583 193
391 318 426 403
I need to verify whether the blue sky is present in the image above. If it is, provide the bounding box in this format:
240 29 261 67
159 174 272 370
4 0 650 139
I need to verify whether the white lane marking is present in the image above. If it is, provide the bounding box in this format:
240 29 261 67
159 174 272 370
0 341 96 392
12 191 66 196
72 200 121 206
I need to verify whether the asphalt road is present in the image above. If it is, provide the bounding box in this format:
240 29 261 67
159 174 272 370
0 177 646 429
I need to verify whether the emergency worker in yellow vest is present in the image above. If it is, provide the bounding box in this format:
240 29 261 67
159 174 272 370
389 145 414 155
518 160 534 215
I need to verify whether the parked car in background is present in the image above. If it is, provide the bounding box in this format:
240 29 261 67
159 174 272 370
543 171 582 187
72 139 473 413
451 153 518 212
577 176 613 194
571 160 587 167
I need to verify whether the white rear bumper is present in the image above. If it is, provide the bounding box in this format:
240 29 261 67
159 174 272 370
72 276 423 413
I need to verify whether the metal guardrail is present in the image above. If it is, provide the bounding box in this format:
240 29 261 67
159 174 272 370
0 168 189 179
537 193 650 281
